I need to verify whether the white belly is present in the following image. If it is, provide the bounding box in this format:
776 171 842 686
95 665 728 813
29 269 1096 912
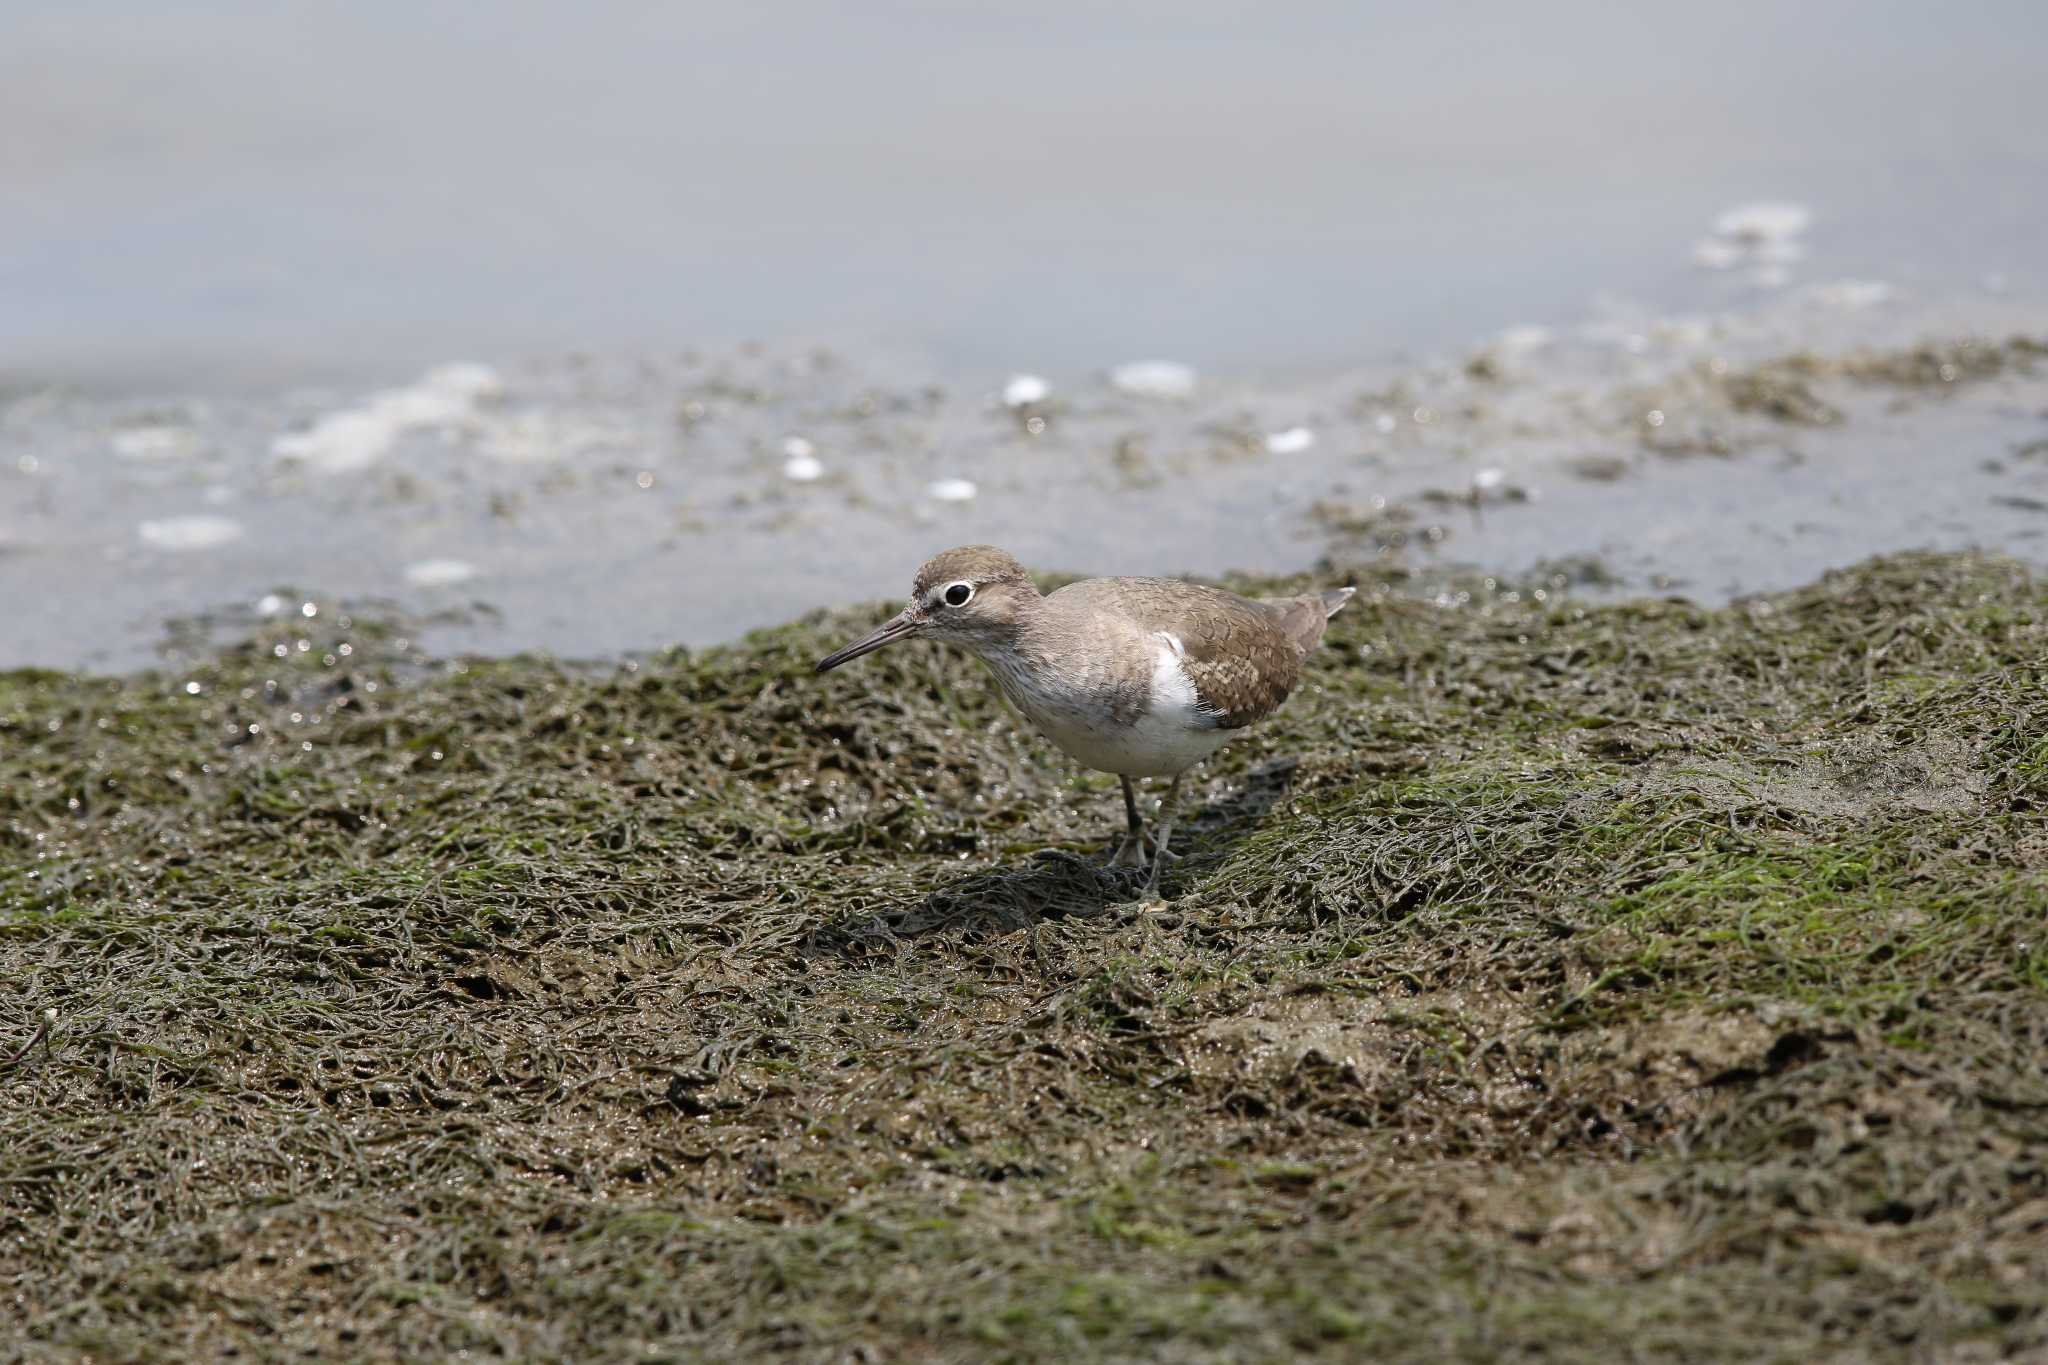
1024 700 1236 777
986 635 1235 778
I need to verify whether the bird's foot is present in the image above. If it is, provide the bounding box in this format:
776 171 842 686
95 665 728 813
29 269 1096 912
1138 850 1188 898
1109 835 1150 869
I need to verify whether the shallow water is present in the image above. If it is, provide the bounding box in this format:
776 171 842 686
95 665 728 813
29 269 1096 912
3 282 2045 671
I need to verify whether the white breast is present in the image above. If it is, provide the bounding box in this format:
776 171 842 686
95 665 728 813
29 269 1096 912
986 633 1234 778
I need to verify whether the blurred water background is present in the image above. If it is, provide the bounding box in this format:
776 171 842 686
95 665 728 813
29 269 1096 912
3 0 2046 668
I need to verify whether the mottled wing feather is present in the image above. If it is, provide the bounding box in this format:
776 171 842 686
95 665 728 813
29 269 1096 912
1080 578 1309 730
1180 646 1295 728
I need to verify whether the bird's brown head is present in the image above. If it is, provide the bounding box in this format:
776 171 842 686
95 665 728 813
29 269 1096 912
815 545 1039 672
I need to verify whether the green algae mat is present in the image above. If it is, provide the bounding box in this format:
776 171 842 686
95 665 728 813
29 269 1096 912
2 551 2044 1362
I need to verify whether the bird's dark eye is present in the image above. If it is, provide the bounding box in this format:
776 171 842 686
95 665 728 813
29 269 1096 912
943 582 973 607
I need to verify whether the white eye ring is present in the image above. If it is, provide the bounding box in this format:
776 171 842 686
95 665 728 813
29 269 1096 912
940 581 974 608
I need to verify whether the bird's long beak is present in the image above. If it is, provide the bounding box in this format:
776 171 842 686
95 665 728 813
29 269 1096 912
815 609 921 673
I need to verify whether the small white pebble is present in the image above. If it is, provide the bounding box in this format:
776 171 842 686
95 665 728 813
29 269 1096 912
1264 426 1316 455
927 478 978 502
1002 374 1050 407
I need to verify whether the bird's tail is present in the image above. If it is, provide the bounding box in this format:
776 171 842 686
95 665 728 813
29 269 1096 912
1263 584 1358 653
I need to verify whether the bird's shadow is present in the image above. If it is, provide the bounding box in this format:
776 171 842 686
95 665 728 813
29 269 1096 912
806 758 1302 957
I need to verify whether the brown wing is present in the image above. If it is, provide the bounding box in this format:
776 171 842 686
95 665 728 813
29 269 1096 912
1180 642 1299 728
1080 578 1308 730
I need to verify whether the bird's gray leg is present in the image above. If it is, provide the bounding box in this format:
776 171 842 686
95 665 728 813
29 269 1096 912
1111 775 1149 867
1141 773 1186 897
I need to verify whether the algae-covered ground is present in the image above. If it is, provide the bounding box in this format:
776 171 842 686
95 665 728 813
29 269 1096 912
2 550 2045 1362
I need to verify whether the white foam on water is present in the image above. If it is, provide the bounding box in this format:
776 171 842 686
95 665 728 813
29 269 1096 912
272 361 505 473
1002 374 1050 407
273 409 397 472
403 558 477 587
1109 360 1197 399
138 516 243 551
416 362 505 402
927 478 977 502
1694 203 1814 278
1264 426 1315 455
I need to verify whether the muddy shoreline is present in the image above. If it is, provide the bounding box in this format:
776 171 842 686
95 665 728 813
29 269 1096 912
5 307 2047 675
2 549 2043 1359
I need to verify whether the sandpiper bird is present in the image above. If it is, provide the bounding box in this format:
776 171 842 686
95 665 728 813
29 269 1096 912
815 546 1355 896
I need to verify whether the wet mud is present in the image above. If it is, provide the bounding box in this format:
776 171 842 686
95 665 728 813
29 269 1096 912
2 549 2043 1360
